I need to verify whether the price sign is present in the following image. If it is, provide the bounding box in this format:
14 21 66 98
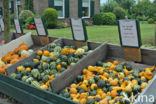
34 17 48 36
14 19 23 34
0 18 4 32
70 18 88 41
118 20 141 48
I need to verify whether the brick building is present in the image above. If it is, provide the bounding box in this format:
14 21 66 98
0 0 100 19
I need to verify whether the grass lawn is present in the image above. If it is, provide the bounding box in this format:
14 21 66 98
19 23 156 46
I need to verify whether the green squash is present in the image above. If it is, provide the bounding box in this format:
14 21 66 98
90 90 97 96
60 68 66 72
88 78 95 85
50 70 57 75
133 85 141 93
31 69 40 78
42 75 49 83
133 69 139 78
41 56 49 62
109 72 115 78
61 55 68 62
43 63 50 70
103 63 110 68
81 46 89 52
103 87 108 93
54 46 62 52
44 69 51 75
50 43 57 48
87 98 95 104
23 62 31 68
124 63 132 71
22 76 28 81
25 77 34 84
106 96 112 100
35 55 41 60
97 80 105 88
10 73 16 79
37 64 42 70
56 59 61 65
76 75 84 82
61 62 67 67
94 75 100 82
21 70 27 76
31 81 40 88
96 61 103 66
54 73 61 77
30 62 40 68
50 62 56 69
115 64 123 72
63 92 70 98
68 57 76 64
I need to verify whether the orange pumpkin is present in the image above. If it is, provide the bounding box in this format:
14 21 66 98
26 67 31 72
0 68 6 74
113 61 119 65
10 59 19 64
69 48 76 53
37 50 43 56
70 88 77 94
43 50 50 56
56 64 62 72
110 90 117 98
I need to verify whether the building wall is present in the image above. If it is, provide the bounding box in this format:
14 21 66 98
94 0 100 14
33 0 49 15
69 0 78 18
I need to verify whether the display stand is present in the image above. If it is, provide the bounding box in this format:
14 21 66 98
34 17 49 46
118 19 142 62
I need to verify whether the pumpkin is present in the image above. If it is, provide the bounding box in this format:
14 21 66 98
37 50 43 56
110 79 118 86
91 84 97 90
62 48 69 55
113 61 119 65
75 48 85 56
56 64 62 72
26 67 31 72
10 59 19 64
33 59 40 63
110 90 117 98
43 50 50 56
70 88 77 94
40 85 48 90
144 70 153 80
0 68 6 74
17 66 25 72
141 82 148 89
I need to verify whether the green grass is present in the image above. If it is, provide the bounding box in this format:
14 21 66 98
18 23 156 45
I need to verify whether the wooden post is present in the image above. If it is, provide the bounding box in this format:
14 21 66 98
75 41 88 48
39 36 49 46
123 47 142 62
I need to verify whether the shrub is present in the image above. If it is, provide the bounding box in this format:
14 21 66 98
113 7 125 20
92 13 104 25
93 12 116 25
57 22 67 28
10 14 16 25
147 18 154 24
25 15 40 27
102 12 116 25
19 10 33 24
43 8 58 28
136 16 143 21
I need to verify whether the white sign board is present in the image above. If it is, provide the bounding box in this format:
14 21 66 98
71 18 87 41
34 17 47 36
0 18 4 32
14 19 22 34
119 20 140 47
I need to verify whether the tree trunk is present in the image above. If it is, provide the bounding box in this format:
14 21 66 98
3 0 11 43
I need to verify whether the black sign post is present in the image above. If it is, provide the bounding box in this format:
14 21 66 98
118 19 142 62
70 18 88 47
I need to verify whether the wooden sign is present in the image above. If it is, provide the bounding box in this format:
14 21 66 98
14 18 23 34
34 17 48 36
118 20 142 62
70 18 88 42
118 20 141 48
0 18 4 32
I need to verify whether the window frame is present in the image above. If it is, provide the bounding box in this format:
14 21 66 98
82 0 91 19
54 0 65 19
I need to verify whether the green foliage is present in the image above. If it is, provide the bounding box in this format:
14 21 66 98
103 12 116 25
93 12 116 25
25 14 40 27
101 1 119 12
136 16 143 21
113 7 126 19
147 18 154 24
24 0 34 12
92 13 104 25
57 22 67 28
43 8 58 28
19 10 33 24
10 14 16 25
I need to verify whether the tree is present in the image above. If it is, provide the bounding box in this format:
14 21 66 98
3 0 11 43
113 7 126 19
101 0 119 12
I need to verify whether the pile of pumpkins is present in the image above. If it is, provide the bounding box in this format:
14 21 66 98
9 43 92 91
59 61 155 104
0 43 33 74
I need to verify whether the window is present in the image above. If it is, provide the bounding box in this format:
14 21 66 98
54 0 65 19
82 0 90 18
